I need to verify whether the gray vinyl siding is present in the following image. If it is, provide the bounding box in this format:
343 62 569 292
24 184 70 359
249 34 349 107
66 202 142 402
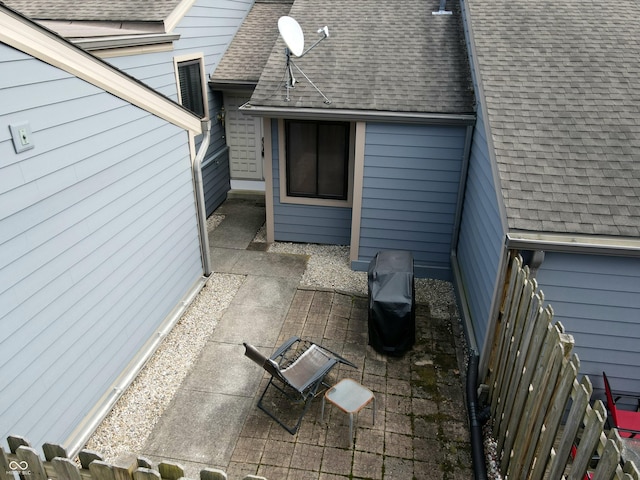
106 0 252 214
271 120 352 244
455 101 506 349
355 123 467 280
106 0 253 97
535 253 640 406
202 90 230 215
0 45 202 447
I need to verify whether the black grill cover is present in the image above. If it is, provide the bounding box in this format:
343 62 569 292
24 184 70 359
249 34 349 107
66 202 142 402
367 250 415 356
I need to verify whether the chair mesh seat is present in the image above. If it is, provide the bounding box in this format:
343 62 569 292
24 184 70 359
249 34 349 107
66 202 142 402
243 336 357 434
281 345 333 391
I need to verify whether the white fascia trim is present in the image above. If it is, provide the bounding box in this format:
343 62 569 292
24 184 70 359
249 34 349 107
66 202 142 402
165 0 197 32
458 0 510 234
0 7 202 135
73 33 180 52
506 231 640 257
93 42 175 59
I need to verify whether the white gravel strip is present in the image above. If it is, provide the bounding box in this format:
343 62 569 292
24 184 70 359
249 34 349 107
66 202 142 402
206 213 225 232
84 227 242 461
264 235 458 319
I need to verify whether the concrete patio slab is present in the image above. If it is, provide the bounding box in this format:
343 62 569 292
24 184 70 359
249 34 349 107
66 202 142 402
211 304 287 347
207 199 265 250
210 247 243 273
140 197 471 480
143 389 252 468
230 250 308 278
229 275 300 310
180 341 262 396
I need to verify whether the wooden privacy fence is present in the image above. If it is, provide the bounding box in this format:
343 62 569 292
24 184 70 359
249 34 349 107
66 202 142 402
0 435 265 480
484 254 640 479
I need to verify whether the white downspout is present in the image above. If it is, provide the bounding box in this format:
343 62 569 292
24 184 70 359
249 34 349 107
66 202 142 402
193 119 212 276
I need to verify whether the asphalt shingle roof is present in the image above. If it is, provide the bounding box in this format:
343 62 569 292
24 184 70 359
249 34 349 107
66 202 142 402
211 0 294 86
467 0 640 238
2 0 182 22
248 0 474 114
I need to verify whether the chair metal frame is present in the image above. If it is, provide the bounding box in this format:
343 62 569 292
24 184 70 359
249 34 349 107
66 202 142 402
603 371 640 438
244 336 356 434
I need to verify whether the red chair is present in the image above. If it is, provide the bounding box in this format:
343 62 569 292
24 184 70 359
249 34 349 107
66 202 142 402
603 371 640 438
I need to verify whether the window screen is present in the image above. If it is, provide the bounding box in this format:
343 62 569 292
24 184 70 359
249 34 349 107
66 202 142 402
285 120 349 200
177 59 205 118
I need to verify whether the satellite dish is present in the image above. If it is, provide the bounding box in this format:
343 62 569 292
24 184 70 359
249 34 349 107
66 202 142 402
278 16 305 57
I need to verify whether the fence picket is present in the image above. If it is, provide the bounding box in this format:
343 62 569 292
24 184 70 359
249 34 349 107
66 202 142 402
158 461 185 479
623 459 640 479
497 284 543 453
547 376 593 479
52 457 83 480
498 299 551 463
529 353 579 480
506 324 566 476
200 468 229 480
16 445 48 480
132 468 161 480
496 274 537 440
568 401 607 480
1 436 270 480
484 254 639 479
7 435 29 453
520 331 574 476
491 262 528 430
0 446 12 480
592 436 622 480
79 450 104 469
500 313 557 472
487 254 520 405
113 464 135 480
136 457 154 470
90 459 117 480
43 442 67 461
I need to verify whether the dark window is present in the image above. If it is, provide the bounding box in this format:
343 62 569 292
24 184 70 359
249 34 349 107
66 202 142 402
285 120 349 200
177 59 205 117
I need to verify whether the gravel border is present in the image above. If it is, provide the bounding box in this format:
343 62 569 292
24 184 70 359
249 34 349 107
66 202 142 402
84 214 240 461
263 229 459 320
85 217 460 461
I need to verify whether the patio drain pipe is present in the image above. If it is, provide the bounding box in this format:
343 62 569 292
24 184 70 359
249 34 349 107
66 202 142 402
193 119 212 276
467 351 488 480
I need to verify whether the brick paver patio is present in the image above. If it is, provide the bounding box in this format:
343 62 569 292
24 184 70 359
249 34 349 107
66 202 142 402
227 288 472 480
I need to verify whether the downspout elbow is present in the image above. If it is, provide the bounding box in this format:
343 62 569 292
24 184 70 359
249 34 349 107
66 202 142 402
193 120 212 276
467 352 488 480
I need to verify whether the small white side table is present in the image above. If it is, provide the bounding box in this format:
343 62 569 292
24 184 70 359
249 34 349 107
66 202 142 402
321 378 376 447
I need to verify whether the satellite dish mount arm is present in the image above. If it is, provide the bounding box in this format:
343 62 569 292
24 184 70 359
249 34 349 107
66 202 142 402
289 59 331 104
298 26 329 58
279 17 331 104
284 47 297 102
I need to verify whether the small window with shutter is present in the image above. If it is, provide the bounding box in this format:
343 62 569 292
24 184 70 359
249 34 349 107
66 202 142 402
176 58 206 118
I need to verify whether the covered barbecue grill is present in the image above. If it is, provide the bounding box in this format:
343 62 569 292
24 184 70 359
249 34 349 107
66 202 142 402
367 250 415 356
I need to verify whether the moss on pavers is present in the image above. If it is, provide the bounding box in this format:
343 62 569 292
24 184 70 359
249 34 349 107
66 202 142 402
229 289 471 480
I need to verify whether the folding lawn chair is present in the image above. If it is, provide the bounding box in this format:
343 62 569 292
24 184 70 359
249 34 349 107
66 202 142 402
603 371 640 438
243 336 357 434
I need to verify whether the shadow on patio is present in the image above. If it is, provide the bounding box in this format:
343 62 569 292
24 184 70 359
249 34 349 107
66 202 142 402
227 288 471 480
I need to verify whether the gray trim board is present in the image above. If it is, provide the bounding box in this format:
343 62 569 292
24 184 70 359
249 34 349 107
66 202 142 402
240 104 475 125
506 233 640 258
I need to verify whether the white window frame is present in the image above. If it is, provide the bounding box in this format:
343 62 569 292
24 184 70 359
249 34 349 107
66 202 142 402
173 53 208 119
278 118 355 208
